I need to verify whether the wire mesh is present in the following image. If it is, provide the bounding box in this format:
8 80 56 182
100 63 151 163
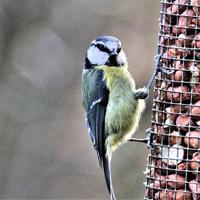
145 0 200 199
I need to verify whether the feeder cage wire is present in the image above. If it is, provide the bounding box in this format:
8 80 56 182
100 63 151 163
145 0 200 199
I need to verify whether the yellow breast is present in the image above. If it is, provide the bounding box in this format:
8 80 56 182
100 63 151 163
96 65 145 154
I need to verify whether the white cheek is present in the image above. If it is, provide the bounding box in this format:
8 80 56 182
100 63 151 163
87 46 109 65
117 50 127 65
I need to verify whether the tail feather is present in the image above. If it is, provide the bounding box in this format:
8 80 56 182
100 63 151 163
102 155 116 200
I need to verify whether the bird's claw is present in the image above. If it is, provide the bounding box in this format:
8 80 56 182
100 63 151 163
154 53 175 75
154 53 162 69
146 127 154 149
134 88 149 99
160 67 175 75
128 128 154 149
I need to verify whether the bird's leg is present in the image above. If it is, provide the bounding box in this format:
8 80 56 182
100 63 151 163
128 137 148 143
128 128 154 149
134 53 163 100
131 54 165 146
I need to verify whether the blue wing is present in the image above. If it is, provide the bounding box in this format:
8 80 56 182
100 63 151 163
82 68 109 166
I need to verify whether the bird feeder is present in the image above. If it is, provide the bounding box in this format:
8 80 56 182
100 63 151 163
145 0 200 199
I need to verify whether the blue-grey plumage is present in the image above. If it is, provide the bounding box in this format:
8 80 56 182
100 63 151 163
82 36 149 200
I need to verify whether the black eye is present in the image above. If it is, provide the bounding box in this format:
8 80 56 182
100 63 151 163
96 44 108 52
117 47 121 53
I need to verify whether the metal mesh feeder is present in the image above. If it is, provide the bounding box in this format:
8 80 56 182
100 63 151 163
145 0 200 199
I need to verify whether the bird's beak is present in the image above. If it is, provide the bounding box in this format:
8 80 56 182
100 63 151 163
110 50 118 56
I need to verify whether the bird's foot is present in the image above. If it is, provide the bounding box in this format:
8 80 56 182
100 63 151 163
134 88 149 100
128 128 154 149
146 127 154 149
160 67 175 74
154 53 162 71
154 53 174 75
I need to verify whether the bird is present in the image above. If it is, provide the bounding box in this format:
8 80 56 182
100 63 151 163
82 35 161 200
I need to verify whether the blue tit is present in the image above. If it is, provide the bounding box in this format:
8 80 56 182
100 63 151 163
82 36 160 200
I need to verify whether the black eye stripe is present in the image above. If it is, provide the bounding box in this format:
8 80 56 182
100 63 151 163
96 44 109 53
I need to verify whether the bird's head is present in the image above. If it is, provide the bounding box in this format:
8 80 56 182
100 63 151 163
85 36 127 69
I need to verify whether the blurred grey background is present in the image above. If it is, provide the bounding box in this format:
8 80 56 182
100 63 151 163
0 0 160 199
